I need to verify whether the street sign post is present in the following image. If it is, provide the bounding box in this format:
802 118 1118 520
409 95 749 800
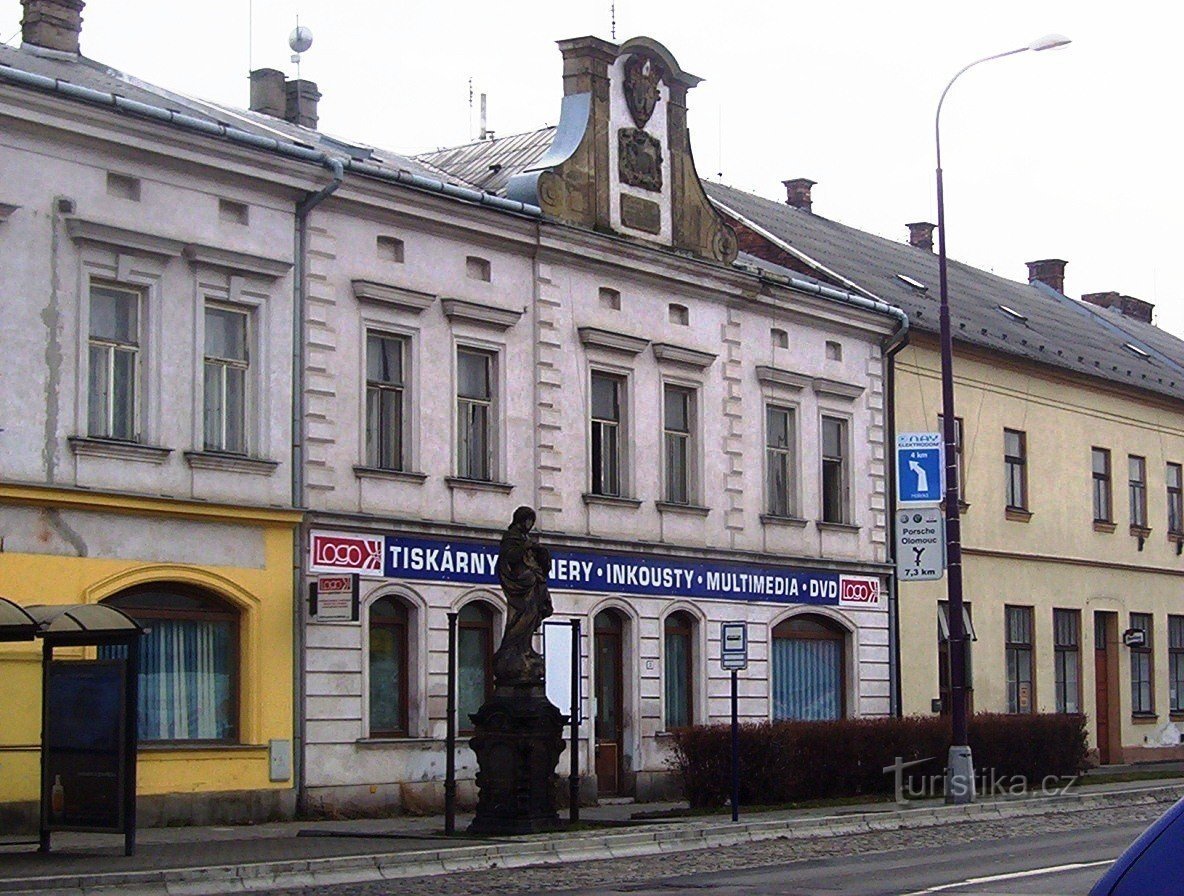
720 621 747 823
897 433 944 505
895 506 946 581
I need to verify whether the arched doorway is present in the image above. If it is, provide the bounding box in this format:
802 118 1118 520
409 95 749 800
771 613 847 721
593 608 626 795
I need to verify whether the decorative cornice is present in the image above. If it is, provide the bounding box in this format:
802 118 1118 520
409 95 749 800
0 203 18 223
351 280 435 314
65 218 185 259
182 244 292 279
577 327 650 356
582 493 643 509
817 521 860 533
353 466 428 484
760 514 808 528
444 477 515 494
68 436 171 464
756 366 811 391
183 451 279 475
655 501 710 517
811 377 865 400
651 342 717 371
440 298 523 331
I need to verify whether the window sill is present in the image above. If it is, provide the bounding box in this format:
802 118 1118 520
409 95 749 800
1005 507 1033 523
1093 520 1117 534
356 736 449 747
354 466 428 484
582 493 643 509
445 477 514 495
761 514 808 528
817 521 860 533
138 742 263 752
1131 713 1159 724
184 451 279 475
69 436 171 464
655 501 710 517
1130 525 1152 539
1170 712 1184 722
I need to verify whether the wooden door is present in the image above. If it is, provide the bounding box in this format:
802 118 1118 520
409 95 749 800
1094 612 1113 765
594 611 623 795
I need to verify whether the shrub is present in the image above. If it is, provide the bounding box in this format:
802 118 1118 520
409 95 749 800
668 713 1089 807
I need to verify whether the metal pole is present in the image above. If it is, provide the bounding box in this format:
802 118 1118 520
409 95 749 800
444 611 458 834
569 618 581 823
38 640 51 854
730 669 739 823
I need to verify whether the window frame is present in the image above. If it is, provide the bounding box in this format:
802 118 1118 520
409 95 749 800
367 595 410 738
1168 463 1183 536
1004 428 1028 511
1092 447 1113 523
1129 455 1148 530
455 346 497 482
87 281 143 442
202 302 251 455
1053 608 1081 714
662 611 695 730
771 614 847 721
820 415 850 524
457 601 495 736
365 331 408 472
765 403 796 518
1130 612 1154 716
590 370 626 498
662 382 697 505
1170 615 1184 715
1005 604 1035 714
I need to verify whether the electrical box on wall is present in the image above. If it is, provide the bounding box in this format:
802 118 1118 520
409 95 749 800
269 739 292 782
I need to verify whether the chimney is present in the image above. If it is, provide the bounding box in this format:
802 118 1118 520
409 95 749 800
249 69 286 118
783 178 816 213
1026 258 1068 294
21 0 85 54
907 221 936 252
284 79 321 130
1083 291 1155 325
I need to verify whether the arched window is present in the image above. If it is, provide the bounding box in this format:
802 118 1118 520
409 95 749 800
368 596 409 737
771 614 846 721
664 611 694 729
457 601 494 735
102 584 239 742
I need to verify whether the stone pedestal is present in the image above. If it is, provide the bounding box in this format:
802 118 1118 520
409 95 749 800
467 684 566 835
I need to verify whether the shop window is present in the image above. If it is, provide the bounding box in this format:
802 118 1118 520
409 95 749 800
663 611 694 729
368 596 409 737
365 332 407 471
1053 608 1081 714
1130 612 1154 715
457 601 495 735
101 584 239 743
88 282 142 441
771 614 845 721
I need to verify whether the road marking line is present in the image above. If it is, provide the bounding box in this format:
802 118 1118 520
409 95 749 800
899 859 1114 895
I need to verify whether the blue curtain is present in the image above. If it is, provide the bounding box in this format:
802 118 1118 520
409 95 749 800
772 637 841 721
664 631 690 729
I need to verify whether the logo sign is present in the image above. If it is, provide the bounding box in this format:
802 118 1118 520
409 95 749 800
309 531 383 574
721 621 748 670
309 574 359 622
838 576 883 608
894 507 946 581
1123 628 1147 648
897 433 944 504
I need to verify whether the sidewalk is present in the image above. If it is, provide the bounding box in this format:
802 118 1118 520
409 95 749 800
1 777 1181 896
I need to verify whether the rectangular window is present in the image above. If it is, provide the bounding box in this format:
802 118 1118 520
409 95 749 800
591 372 623 497
1170 616 1184 714
1005 605 1034 713
937 601 975 715
1092 448 1112 523
1053 609 1081 714
365 333 406 471
1130 612 1154 715
1004 428 1027 510
663 384 694 504
821 416 848 523
937 414 965 501
1129 455 1148 528
456 348 494 481
203 305 249 453
1168 463 1183 535
88 283 141 441
766 404 795 517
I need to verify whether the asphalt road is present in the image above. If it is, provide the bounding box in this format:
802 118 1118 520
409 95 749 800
265 802 1161 896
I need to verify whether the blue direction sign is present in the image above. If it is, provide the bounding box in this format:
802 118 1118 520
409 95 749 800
897 432 944 504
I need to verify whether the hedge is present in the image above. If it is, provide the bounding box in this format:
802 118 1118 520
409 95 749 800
667 713 1089 807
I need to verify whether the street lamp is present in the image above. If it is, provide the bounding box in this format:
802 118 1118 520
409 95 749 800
935 34 1070 805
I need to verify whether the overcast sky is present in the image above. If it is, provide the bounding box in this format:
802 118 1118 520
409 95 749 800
4 1 1181 336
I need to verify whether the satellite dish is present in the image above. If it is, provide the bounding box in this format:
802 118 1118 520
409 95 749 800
289 26 313 54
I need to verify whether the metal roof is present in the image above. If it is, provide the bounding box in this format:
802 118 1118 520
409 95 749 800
415 127 557 195
0 597 37 642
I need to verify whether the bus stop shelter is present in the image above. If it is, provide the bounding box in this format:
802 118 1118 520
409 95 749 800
0 597 142 855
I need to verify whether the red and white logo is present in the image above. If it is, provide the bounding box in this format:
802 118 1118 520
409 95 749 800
838 576 882 608
309 531 383 574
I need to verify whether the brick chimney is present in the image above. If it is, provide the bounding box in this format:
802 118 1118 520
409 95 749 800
249 69 286 119
907 222 936 252
1082 291 1155 325
284 79 321 130
783 178 816 213
1026 258 1068 294
21 0 85 54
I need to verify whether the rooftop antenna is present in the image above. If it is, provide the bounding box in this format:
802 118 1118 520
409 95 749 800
468 78 474 141
289 16 313 81
611 2 616 40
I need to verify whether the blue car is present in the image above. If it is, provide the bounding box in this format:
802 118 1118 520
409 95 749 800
1091 797 1184 894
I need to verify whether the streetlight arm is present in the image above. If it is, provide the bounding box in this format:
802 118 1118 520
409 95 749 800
935 47 1028 170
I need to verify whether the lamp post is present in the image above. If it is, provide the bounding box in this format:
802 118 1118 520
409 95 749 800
935 34 1070 805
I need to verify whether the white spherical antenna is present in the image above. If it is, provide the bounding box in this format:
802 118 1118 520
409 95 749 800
289 26 313 54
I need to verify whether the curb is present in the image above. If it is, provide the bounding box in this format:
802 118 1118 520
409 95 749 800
3 784 1181 896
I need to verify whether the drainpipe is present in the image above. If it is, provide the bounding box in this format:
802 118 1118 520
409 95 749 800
291 158 344 817
883 321 910 718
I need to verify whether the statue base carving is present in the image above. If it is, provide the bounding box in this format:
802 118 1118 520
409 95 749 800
467 684 566 835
